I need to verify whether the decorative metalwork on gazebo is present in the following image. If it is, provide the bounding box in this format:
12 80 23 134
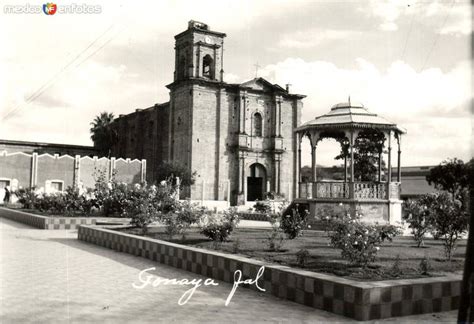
295 100 406 202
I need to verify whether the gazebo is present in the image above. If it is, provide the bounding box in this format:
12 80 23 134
294 100 406 224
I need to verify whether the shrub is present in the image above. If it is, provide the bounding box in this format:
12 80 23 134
267 229 285 252
62 186 98 216
163 201 205 240
124 183 165 234
199 208 239 242
427 192 469 260
280 205 308 239
34 193 66 214
93 168 130 216
389 254 403 277
296 249 310 267
402 197 432 247
253 200 272 214
326 211 401 268
155 161 197 187
266 212 285 251
263 191 285 201
15 187 37 209
419 257 431 275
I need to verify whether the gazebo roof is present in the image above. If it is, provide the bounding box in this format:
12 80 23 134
296 101 406 134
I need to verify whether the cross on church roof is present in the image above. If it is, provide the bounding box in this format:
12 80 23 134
254 62 260 78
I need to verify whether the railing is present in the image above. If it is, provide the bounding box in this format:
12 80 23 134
353 182 387 199
389 182 401 199
315 182 349 199
298 181 401 200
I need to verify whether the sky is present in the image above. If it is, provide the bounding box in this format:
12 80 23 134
0 0 472 167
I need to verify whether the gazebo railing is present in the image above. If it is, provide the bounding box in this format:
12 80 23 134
315 182 349 199
298 181 401 200
353 182 386 199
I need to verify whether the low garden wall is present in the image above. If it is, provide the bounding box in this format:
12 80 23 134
78 224 461 321
0 207 96 229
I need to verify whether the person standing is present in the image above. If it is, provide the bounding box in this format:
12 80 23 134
3 186 10 204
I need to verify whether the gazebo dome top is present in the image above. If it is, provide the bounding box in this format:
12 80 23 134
330 101 365 109
297 100 406 134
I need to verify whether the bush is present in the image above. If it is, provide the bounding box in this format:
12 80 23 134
389 254 403 277
124 183 165 234
163 201 205 240
296 249 310 267
427 192 469 260
263 191 285 201
266 212 285 251
62 187 98 216
16 186 97 216
280 205 308 239
93 168 128 216
34 193 66 215
15 187 37 209
402 197 433 247
199 208 239 242
267 229 285 252
253 200 272 214
155 161 197 187
326 211 401 268
419 257 432 275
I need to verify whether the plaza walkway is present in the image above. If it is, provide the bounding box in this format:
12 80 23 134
0 217 457 323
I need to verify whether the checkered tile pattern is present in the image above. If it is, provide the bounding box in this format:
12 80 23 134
44 217 95 230
0 207 96 230
78 225 462 321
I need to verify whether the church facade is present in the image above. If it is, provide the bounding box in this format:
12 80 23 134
111 21 305 205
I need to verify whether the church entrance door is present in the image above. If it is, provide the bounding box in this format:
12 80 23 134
247 163 266 201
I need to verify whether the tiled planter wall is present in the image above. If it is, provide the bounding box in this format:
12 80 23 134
78 225 461 320
0 207 96 229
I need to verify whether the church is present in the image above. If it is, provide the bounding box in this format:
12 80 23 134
111 21 305 205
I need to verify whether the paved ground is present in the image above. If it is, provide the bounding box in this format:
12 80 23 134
0 217 458 323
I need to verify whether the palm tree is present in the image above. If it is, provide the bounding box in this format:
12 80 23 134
90 111 117 157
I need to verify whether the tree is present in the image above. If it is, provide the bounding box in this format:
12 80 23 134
427 192 469 260
336 129 385 181
402 197 433 247
90 112 117 157
426 158 471 205
156 161 196 187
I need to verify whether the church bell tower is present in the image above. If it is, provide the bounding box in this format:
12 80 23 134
173 20 226 82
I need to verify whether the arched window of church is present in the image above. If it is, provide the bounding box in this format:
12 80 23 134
202 54 214 79
178 55 186 80
253 112 263 137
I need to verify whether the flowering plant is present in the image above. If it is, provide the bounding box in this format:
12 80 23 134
326 211 401 267
280 204 308 239
15 187 38 209
163 200 206 239
426 192 469 260
198 208 239 242
402 196 434 247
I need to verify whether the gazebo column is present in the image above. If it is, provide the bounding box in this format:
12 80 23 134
310 132 319 183
311 145 316 180
397 134 402 182
387 130 392 185
378 148 382 182
295 133 302 198
344 155 348 183
349 130 356 198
